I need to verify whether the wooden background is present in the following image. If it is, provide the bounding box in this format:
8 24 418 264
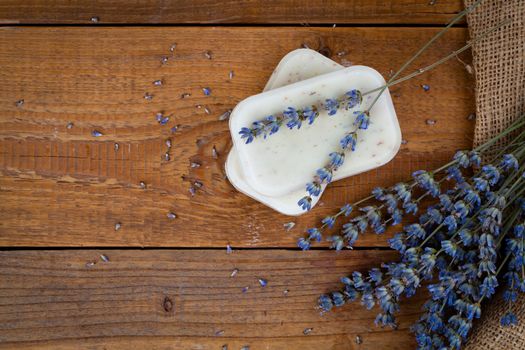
0 1 474 349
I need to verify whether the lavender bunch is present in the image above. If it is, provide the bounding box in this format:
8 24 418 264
310 117 525 349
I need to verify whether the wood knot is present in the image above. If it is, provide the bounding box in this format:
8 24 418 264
162 296 173 313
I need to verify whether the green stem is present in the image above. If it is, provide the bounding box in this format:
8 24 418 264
363 18 511 101
364 0 485 113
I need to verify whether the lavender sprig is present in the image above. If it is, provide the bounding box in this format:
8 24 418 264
298 113 367 211
239 89 362 144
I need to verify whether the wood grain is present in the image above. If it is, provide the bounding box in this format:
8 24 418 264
0 0 464 25
0 249 424 349
0 26 475 248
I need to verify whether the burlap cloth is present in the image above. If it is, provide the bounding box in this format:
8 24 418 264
463 0 525 349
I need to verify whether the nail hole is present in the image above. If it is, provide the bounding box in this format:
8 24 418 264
162 296 173 312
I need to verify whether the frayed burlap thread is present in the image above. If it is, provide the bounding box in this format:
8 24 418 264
463 0 525 349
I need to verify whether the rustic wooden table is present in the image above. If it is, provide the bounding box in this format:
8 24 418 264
0 1 475 349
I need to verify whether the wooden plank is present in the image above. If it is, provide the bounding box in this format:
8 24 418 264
0 1 464 25
0 249 423 349
0 27 475 247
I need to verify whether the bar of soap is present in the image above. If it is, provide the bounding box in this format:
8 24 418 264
226 49 401 215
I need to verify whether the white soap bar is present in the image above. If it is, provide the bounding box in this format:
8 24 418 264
226 49 401 215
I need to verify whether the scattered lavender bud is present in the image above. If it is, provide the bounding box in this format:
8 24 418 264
242 286 249 293
15 99 24 107
229 70 234 80
226 244 233 254
467 113 476 121
241 346 249 350
160 116 170 126
167 212 177 219
194 180 203 188
258 278 267 287
171 125 179 133
283 222 295 231
283 289 289 296
114 143 119 151
181 92 191 99
189 186 196 196
190 162 201 168
160 56 169 65
90 16 99 23
425 119 437 125
337 50 347 57
204 50 212 59
230 268 239 277
155 112 163 122
139 181 146 189
421 84 430 92
165 139 172 148
355 335 363 344
91 130 103 137
153 79 163 86
303 328 313 335
144 92 153 100
66 122 74 129
169 43 177 52
86 261 96 268
114 222 122 231
212 146 218 159
202 87 211 96
100 254 110 262
222 345 228 350
340 58 353 67
214 330 225 336
401 139 408 145
164 152 170 161
218 110 231 121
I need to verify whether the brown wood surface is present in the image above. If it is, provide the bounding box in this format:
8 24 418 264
0 249 424 349
0 2 475 348
0 26 475 248
0 0 463 25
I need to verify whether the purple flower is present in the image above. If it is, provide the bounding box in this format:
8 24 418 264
298 196 312 211
354 111 370 130
340 132 358 151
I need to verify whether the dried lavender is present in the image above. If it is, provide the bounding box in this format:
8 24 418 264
218 110 232 121
258 278 268 287
311 117 525 349
239 90 361 144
